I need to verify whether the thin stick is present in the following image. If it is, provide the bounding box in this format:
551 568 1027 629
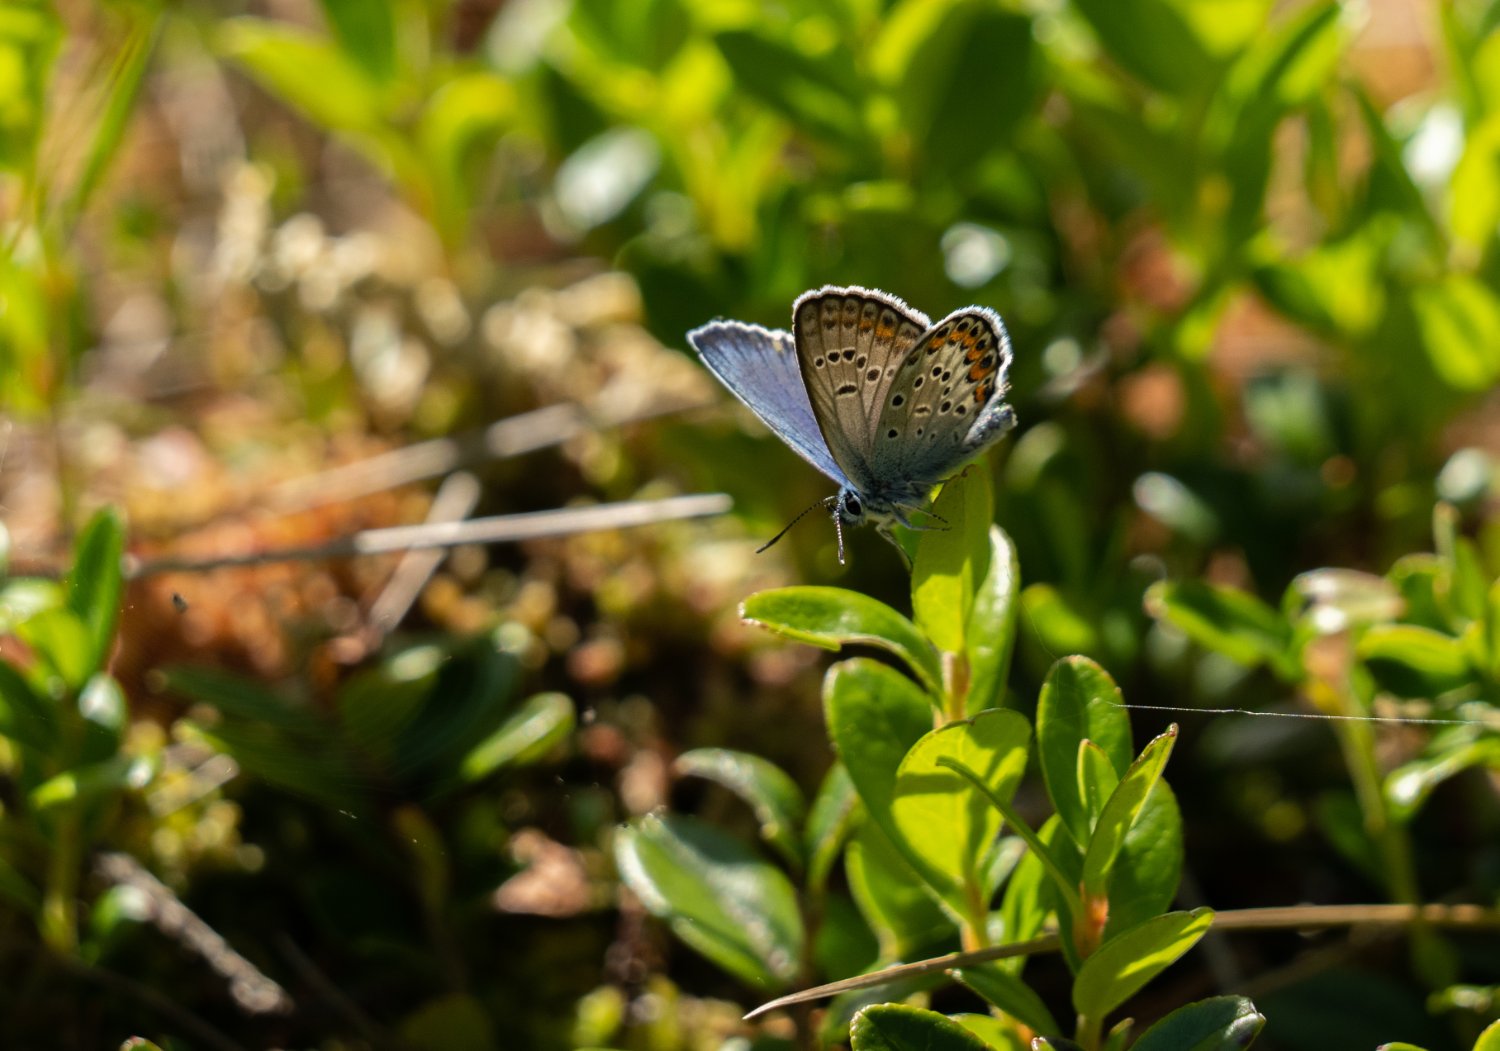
743 902 1500 1020
265 396 710 513
364 471 481 635
125 493 733 578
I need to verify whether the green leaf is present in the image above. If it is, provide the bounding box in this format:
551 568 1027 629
458 693 574 782
77 673 125 763
824 658 935 843
743 587 942 696
1071 0 1219 97
999 814 1070 970
850 1003 994 1051
950 1013 1028 1051
913 468 994 655
805 762 859 893
955 964 1062 1037
1081 728 1177 900
1145 581 1296 679
317 0 396 83
676 748 806 870
1078 741 1119 830
615 813 803 990
1072 908 1214 1023
1385 739 1500 821
891 709 1031 912
1411 275 1500 392
398 993 497 1051
65 507 124 679
0 657 56 751
846 821 954 960
1036 657 1133 848
895 4 1035 173
1131 996 1265 1051
418 71 515 241
966 526 1020 715
17 608 93 690
31 754 152 811
218 18 387 136
337 643 444 763
1473 1018 1500 1051
712 29 864 145
1105 780 1184 938
1357 625 1474 698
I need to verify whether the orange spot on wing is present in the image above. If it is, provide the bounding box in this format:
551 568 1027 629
927 336 945 354
969 362 991 381
975 384 991 404
876 322 895 340
965 346 984 362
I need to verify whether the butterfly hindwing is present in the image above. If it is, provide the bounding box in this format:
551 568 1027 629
687 320 849 486
873 306 1013 482
792 286 929 487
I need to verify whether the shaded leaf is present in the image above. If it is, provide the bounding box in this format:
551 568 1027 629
1145 581 1297 679
1132 996 1265 1051
615 813 802 990
850 1003 993 1051
955 963 1061 1037
1037 657 1132 848
676 747 806 870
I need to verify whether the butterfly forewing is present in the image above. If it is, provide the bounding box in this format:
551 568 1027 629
687 320 849 485
874 307 1013 480
792 287 929 486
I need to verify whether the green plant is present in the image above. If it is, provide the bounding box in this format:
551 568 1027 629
615 468 1252 1050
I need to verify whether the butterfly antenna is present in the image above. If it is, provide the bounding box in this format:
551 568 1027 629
756 496 838 555
833 506 846 565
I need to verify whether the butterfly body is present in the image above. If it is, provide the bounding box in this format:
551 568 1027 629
689 286 1016 558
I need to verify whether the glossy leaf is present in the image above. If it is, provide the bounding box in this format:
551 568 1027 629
743 587 942 695
1037 657 1132 848
913 467 994 655
77 673 125 764
950 1013 1027 1051
458 693 574 782
1082 727 1177 899
850 1003 993 1051
1411 275 1500 392
1105 780 1184 938
1078 741 1119 830
824 658 935 845
1474 1019 1500 1051
1072 908 1214 1022
966 526 1020 715
891 709 1031 910
676 747 806 870
615 813 802 990
1132 996 1265 1050
31 755 152 811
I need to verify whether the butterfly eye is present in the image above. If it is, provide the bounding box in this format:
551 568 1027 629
845 494 863 517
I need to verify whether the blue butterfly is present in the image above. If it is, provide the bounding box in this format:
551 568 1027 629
688 285 1017 561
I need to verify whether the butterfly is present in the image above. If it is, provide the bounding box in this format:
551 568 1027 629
688 285 1016 561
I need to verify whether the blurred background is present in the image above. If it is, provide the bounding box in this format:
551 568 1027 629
3 0 1500 1047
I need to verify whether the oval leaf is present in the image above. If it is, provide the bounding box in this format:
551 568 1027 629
1082 727 1177 899
459 692 574 782
966 526 1020 715
676 747 806 870
743 587 942 695
851 1003 994 1051
1132 995 1265 1051
891 709 1031 912
825 658 934 839
913 467 994 655
615 813 802 990
1357 625 1474 698
1072 908 1214 1022
1037 657 1132 848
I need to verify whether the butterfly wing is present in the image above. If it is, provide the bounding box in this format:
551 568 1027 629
688 319 849 485
871 306 1015 486
791 286 930 488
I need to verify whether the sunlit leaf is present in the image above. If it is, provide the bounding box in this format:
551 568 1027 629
1081 727 1176 900
824 658 934 844
966 526 1020 715
846 821 954 961
912 468 994 656
955 963 1062 1037
1072 908 1214 1022
1145 580 1297 679
1037 657 1132 848
743 587 942 696
458 693 574 782
850 1003 994 1051
65 507 124 680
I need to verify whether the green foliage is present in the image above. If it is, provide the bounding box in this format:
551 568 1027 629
620 470 1207 1048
